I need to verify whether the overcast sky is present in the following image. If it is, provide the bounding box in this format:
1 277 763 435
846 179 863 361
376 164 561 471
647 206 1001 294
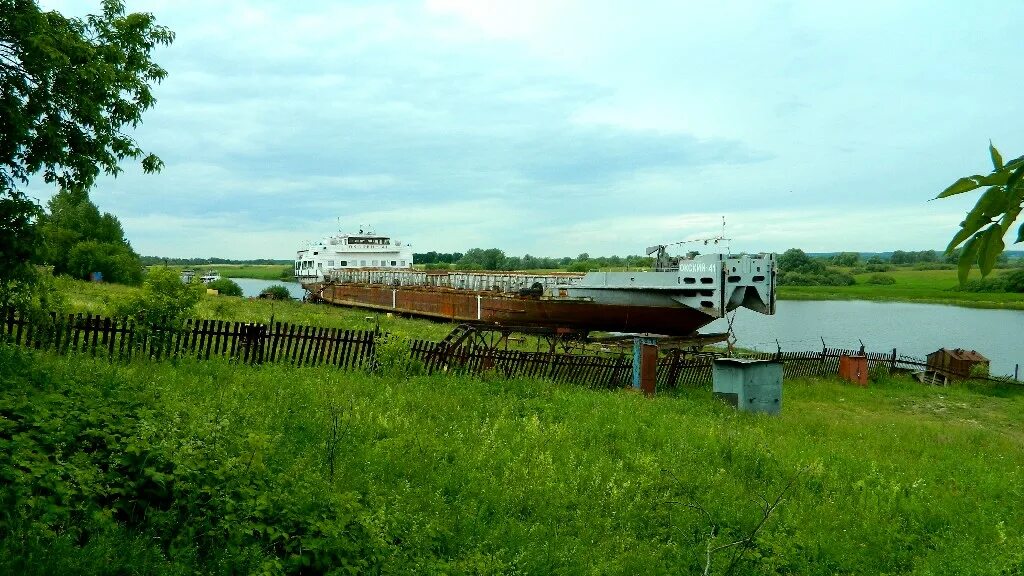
32 0 1024 259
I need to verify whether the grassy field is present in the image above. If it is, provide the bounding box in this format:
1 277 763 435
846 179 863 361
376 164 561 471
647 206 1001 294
60 278 456 342
779 268 1024 309
3 341 1024 574
154 264 294 281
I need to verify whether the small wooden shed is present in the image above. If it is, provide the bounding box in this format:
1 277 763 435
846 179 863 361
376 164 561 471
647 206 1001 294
926 348 989 379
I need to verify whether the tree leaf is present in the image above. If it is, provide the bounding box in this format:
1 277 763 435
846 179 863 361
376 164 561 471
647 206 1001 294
990 141 1004 170
936 176 986 198
1006 164 1024 196
1005 154 1024 170
958 234 981 285
978 226 1005 277
945 186 1007 251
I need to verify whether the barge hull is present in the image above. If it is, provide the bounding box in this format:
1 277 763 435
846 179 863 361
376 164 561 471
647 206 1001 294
313 283 717 336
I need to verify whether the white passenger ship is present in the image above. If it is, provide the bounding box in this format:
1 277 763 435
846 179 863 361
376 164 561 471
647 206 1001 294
294 227 414 282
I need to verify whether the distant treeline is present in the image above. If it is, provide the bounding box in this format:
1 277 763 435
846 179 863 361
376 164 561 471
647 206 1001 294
415 249 654 271
140 256 292 266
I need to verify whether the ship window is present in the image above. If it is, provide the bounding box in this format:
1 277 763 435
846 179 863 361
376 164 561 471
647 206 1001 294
328 260 334 267
400 260 406 266
360 260 366 266
391 260 397 266
372 260 379 266
313 251 318 255
340 260 347 266
317 262 322 268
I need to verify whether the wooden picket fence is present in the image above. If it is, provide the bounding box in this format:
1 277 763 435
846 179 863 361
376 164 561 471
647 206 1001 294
2 310 377 369
2 308 978 390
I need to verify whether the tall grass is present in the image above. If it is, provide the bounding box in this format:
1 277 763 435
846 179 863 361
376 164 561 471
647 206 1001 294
3 343 1024 574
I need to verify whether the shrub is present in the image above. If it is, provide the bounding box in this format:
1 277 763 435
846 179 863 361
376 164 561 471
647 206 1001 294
956 277 1008 293
779 269 855 286
206 278 243 297
1003 269 1024 293
259 285 292 300
372 333 423 377
866 273 896 285
865 263 893 272
118 267 203 327
0 346 383 573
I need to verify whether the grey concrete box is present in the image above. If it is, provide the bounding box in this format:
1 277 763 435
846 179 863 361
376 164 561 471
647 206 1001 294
712 358 783 415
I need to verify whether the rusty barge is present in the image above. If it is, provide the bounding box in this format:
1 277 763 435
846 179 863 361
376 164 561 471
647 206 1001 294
302 252 776 337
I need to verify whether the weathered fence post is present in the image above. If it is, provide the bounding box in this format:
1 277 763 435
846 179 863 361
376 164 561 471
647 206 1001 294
632 337 658 396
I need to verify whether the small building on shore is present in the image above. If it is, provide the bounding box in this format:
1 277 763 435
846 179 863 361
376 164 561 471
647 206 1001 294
926 348 989 379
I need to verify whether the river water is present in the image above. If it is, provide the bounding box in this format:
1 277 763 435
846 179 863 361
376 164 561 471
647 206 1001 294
229 277 1022 377
229 278 306 300
706 300 1023 377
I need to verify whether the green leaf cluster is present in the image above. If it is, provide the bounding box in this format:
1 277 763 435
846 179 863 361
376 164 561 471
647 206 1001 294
0 345 383 574
777 248 856 286
0 187 42 307
117 266 202 329
1 0 174 191
205 277 243 297
939 142 1024 283
259 284 292 300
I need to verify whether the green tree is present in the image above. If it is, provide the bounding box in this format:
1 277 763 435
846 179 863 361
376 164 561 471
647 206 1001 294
39 188 143 284
777 248 824 274
0 188 41 307
829 252 860 267
457 248 506 270
1 0 173 297
1 0 174 190
938 142 1024 282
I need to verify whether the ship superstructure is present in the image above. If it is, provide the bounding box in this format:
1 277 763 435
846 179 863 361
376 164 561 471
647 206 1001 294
304 249 776 337
295 228 414 283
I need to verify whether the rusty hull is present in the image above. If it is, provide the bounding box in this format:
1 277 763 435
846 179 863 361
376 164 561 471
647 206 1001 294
312 282 717 336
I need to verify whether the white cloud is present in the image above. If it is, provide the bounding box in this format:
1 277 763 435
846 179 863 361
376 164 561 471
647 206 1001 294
29 0 1024 259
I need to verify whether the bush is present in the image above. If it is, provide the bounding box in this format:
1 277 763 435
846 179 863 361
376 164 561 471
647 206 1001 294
866 273 896 285
956 277 1008 293
206 278 243 297
0 346 383 574
372 333 423 377
1003 269 1024 293
118 267 203 327
865 263 893 272
259 285 292 300
778 269 855 286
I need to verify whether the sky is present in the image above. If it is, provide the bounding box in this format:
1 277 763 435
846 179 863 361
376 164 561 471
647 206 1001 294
30 0 1024 259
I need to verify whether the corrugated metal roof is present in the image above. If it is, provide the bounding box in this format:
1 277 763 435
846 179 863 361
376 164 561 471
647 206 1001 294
932 348 989 362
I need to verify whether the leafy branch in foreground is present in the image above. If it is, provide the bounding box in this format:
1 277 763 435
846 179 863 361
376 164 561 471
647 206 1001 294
937 142 1024 283
0 0 175 191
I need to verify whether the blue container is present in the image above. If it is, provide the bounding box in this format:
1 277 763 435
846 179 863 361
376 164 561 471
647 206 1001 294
712 358 783 415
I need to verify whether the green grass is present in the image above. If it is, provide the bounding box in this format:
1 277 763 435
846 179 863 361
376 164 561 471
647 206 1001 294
154 264 294 281
3 343 1024 574
780 268 1024 309
61 278 457 341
